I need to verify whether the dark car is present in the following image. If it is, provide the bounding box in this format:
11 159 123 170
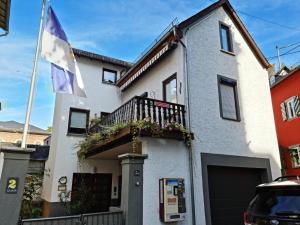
244 176 300 225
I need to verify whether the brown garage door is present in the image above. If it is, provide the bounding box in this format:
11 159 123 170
208 166 264 225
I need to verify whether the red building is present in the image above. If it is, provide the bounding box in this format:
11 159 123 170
271 67 300 176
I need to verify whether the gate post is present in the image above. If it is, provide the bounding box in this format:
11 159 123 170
0 147 33 225
119 153 147 225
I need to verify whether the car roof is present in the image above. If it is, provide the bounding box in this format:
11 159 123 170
257 180 300 188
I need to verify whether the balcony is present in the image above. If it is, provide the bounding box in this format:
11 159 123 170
80 96 191 159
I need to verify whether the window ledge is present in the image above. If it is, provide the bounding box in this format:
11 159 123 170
221 116 241 122
102 81 117 86
66 133 87 137
220 49 235 56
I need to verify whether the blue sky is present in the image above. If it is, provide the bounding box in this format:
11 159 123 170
0 0 300 129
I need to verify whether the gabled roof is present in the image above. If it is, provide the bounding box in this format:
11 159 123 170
116 0 270 90
0 0 10 32
178 0 270 69
271 66 300 88
275 65 291 76
0 121 50 135
73 48 132 69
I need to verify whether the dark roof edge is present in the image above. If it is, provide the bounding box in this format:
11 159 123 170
178 0 270 69
271 66 300 88
73 48 133 68
178 0 225 29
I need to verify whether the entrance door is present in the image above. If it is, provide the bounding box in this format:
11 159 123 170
71 173 112 213
207 166 264 225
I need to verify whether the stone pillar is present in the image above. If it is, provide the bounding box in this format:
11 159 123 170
119 153 147 225
0 147 33 225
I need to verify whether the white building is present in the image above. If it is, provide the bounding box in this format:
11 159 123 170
42 1 281 225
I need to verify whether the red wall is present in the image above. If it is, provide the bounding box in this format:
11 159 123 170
271 69 300 176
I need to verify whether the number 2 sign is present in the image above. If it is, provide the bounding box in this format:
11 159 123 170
6 177 18 194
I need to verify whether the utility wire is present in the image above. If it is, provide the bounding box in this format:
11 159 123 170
268 50 300 60
281 44 300 55
280 41 300 49
235 10 300 32
207 0 300 32
267 42 300 59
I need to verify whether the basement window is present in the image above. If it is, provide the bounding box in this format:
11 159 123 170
218 75 240 121
68 108 89 135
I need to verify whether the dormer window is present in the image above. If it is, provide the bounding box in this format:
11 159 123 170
103 68 117 84
219 23 233 53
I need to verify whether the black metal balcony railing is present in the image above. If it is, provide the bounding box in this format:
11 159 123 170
90 96 186 133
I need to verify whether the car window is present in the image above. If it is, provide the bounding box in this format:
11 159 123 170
249 189 300 216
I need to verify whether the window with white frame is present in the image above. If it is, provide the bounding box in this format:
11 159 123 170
289 146 300 168
281 96 300 121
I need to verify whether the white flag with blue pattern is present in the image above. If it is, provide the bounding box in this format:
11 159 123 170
41 7 86 97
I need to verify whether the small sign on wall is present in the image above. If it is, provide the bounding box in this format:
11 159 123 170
6 177 19 194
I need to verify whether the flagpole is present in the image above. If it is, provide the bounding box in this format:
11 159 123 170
21 0 47 149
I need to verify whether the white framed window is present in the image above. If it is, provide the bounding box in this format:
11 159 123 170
163 74 177 103
281 96 300 121
289 145 300 168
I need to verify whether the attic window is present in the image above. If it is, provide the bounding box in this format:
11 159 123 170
219 23 233 53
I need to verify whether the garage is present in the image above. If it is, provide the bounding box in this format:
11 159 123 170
207 166 265 225
201 153 272 225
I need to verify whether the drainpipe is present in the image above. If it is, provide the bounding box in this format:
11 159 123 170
174 26 196 225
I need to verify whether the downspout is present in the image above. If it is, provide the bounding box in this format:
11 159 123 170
173 26 196 225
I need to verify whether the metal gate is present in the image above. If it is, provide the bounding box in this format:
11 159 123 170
21 210 123 225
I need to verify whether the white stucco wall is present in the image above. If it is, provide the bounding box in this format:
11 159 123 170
183 7 281 225
42 57 125 203
121 44 185 105
141 138 192 225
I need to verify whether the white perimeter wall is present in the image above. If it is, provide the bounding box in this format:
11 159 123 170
141 138 192 225
42 57 124 202
184 7 281 225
